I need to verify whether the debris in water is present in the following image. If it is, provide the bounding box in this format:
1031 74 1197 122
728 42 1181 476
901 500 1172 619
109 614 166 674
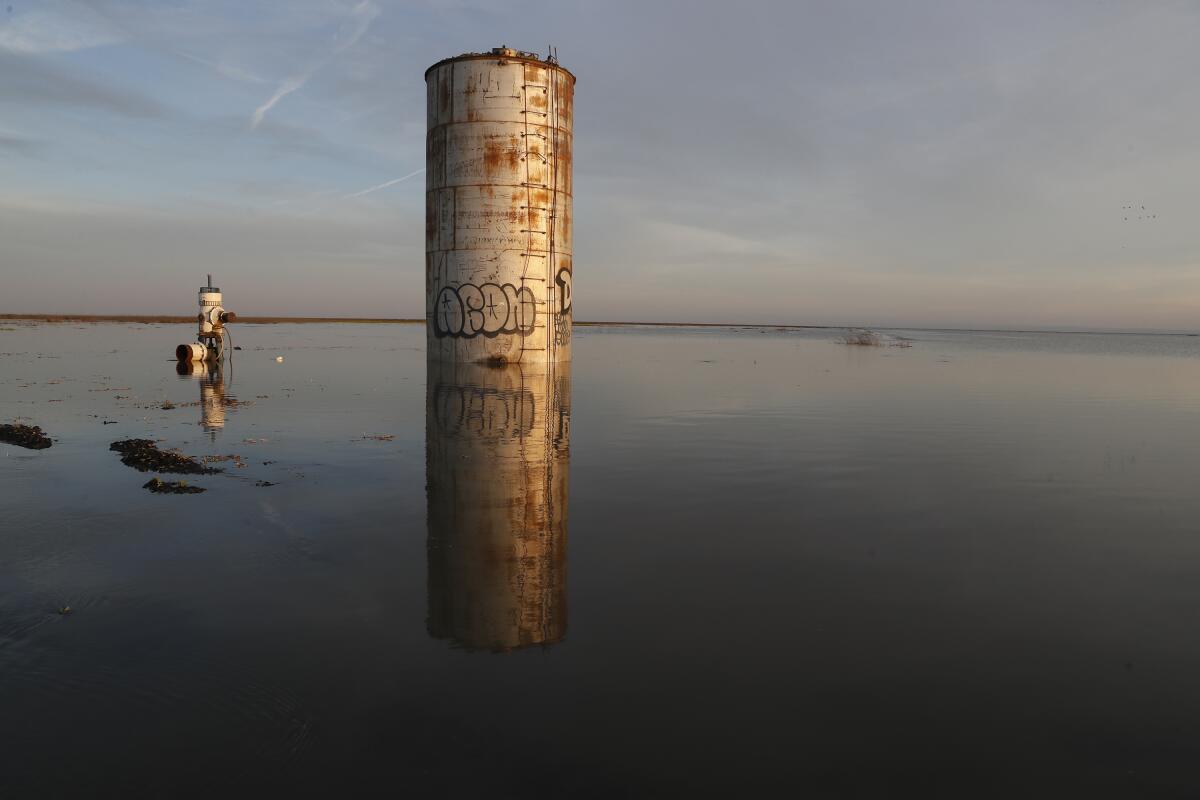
143 477 206 494
839 329 884 346
838 329 914 348
0 423 53 449
110 439 220 474
360 433 396 441
255 480 276 487
275 356 284 362
58 606 72 615
203 453 247 468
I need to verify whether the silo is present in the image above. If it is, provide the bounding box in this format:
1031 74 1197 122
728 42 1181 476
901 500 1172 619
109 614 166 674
425 47 575 364
425 361 570 651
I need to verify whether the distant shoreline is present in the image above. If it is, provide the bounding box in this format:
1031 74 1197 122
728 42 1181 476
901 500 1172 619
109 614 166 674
0 313 833 330
0 314 424 325
2 314 1197 336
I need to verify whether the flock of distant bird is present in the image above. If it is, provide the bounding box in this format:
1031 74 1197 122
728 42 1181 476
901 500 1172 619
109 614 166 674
1122 205 1157 221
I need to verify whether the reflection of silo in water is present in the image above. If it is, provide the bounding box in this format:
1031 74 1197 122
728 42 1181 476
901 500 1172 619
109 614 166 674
175 361 229 439
426 360 570 651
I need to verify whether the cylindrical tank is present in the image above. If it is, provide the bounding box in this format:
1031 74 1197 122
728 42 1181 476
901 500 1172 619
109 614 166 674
426 360 571 651
199 287 222 318
176 342 207 362
425 47 575 364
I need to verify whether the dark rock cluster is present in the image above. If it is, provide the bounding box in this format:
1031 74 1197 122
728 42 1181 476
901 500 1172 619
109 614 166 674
0 424 53 450
143 477 206 494
109 439 220 475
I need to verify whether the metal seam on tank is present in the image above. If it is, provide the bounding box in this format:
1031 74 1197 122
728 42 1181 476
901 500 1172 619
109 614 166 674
424 54 577 83
517 61 533 363
427 124 574 140
547 66 558 359
424 184 573 198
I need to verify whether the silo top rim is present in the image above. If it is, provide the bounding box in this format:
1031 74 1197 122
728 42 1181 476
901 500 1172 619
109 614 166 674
424 48 576 83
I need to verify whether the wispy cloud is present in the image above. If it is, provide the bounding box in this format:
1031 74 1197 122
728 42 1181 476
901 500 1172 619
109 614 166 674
345 168 425 198
251 0 378 130
251 75 307 129
0 1 122 53
175 50 269 85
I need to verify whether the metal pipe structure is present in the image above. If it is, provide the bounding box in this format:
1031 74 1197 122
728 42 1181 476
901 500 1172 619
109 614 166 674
425 46 575 364
425 360 570 651
176 274 235 363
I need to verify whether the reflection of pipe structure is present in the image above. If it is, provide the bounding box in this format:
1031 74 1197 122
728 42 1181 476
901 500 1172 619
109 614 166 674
426 360 570 652
175 361 230 439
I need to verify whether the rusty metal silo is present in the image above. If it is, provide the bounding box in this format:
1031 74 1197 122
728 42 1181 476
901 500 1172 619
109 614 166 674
425 47 574 364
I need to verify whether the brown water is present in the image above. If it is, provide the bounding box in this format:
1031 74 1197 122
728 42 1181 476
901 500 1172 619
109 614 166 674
4 321 1200 797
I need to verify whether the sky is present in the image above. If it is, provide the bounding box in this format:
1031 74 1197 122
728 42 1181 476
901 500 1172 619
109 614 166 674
1 0 1198 329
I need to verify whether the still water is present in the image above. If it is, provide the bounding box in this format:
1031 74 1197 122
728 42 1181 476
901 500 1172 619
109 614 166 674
4 321 1200 797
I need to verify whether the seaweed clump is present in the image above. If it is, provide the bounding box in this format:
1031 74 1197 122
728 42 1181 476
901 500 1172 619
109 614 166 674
0 423 53 450
143 477 205 494
110 439 219 475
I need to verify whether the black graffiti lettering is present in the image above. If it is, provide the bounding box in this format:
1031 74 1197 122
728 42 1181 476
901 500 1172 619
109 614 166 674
460 284 485 336
554 313 571 347
515 286 537 333
479 283 510 335
435 286 464 337
432 282 537 339
552 269 572 347
502 284 521 328
555 269 572 313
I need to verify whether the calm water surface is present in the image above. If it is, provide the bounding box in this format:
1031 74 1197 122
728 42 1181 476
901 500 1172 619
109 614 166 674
4 321 1200 797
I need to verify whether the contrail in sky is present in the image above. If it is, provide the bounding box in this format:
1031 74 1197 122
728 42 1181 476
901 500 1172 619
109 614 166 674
176 51 269 84
251 0 378 130
251 75 307 128
345 168 425 198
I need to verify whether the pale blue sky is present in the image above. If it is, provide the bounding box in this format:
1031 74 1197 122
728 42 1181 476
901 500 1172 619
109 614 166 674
1 0 1198 328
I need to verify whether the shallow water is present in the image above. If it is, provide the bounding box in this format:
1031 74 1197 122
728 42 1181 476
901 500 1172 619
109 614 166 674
4 321 1200 796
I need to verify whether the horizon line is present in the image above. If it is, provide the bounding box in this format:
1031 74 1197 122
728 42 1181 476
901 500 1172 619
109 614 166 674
2 314 1198 337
